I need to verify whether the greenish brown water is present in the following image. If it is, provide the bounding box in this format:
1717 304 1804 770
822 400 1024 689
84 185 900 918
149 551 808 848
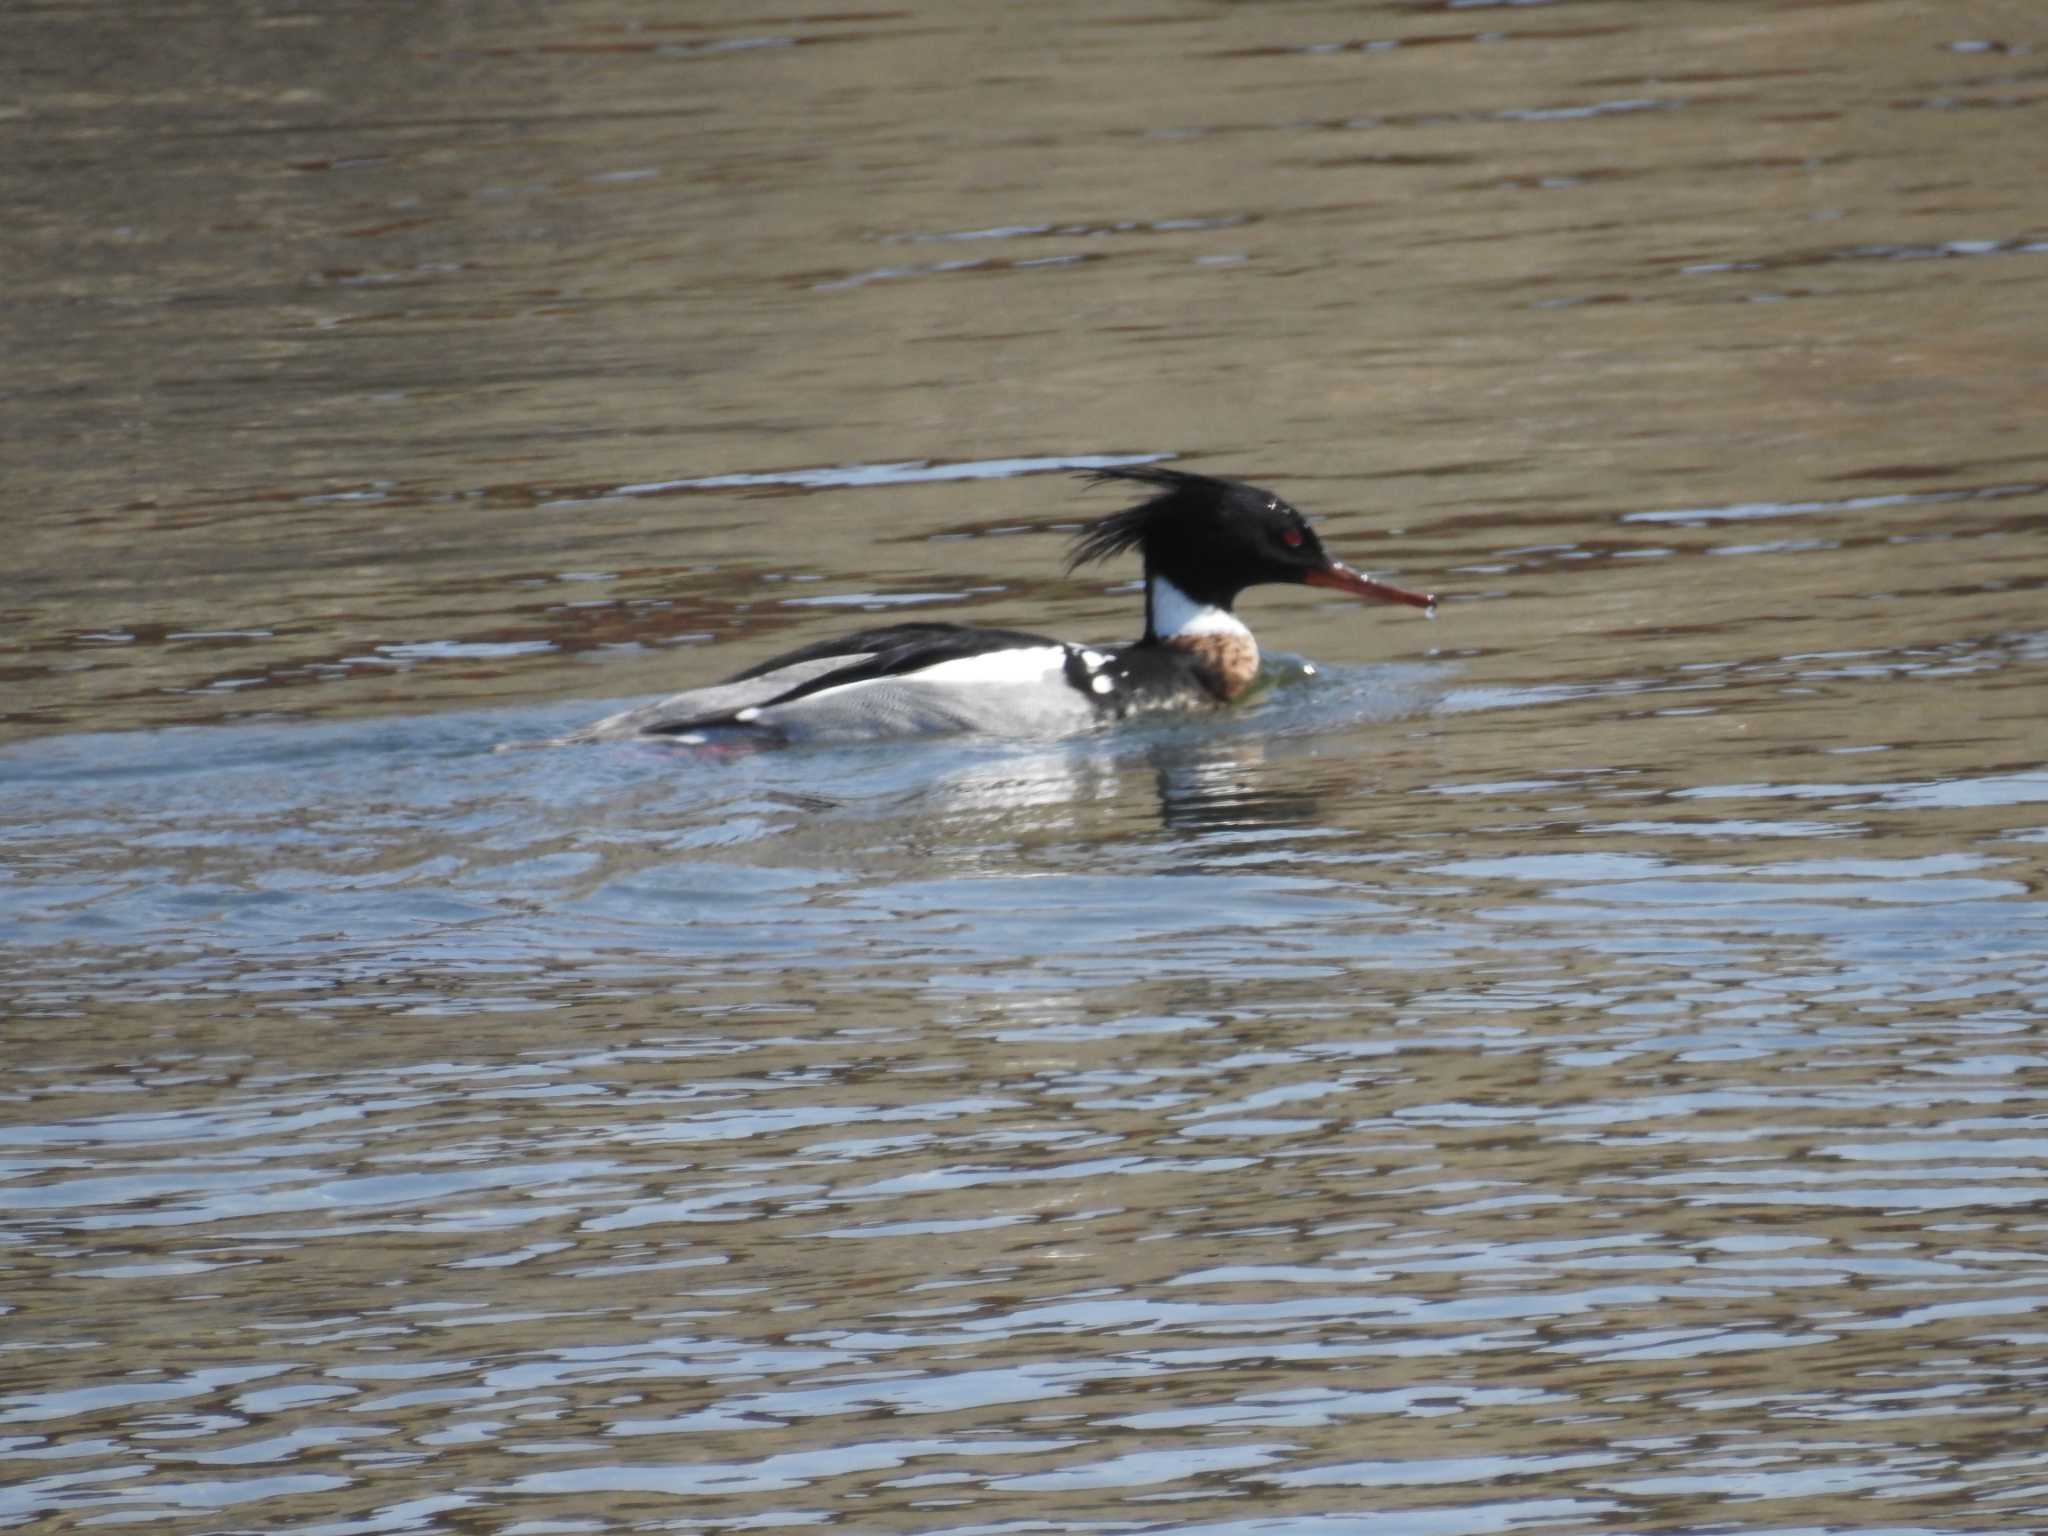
5 2 2048 1531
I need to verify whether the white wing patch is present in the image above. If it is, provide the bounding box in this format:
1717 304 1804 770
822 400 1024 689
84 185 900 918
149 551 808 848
902 645 1072 687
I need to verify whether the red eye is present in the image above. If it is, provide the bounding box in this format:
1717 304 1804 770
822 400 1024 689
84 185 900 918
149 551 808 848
1282 527 1304 548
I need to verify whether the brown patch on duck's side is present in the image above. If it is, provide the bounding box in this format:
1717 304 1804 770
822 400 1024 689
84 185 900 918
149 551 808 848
1170 631 1261 701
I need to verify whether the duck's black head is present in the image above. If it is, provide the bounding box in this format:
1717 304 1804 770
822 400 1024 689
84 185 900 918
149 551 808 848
1069 465 1435 616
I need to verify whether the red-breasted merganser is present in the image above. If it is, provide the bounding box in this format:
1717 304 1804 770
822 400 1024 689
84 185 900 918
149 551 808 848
565 466 1436 744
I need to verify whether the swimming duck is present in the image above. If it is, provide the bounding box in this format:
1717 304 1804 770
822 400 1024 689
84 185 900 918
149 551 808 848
564 466 1435 744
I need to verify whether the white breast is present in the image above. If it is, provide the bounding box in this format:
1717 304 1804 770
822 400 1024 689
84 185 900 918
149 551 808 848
1149 575 1253 644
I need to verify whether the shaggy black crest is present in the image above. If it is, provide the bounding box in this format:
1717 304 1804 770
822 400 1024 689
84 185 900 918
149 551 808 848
1068 465 1270 571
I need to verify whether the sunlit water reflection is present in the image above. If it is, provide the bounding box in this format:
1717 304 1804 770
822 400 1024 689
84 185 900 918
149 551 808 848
7 643 2047 1530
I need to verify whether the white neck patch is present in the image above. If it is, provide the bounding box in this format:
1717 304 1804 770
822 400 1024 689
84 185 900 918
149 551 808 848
1149 575 1250 642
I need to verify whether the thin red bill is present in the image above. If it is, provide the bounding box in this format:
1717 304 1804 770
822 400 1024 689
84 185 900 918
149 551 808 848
1304 561 1437 614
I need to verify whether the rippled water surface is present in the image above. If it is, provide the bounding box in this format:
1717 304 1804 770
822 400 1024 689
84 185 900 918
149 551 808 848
6 1 2048 1531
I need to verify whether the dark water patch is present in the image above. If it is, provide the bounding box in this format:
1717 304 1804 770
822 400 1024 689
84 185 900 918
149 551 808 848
880 214 1252 244
1580 67 1825 88
1214 24 1635 59
801 249 1111 293
1892 88 2047 112
1455 164 1639 194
